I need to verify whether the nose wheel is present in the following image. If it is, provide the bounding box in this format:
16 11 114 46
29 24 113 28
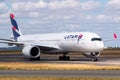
91 52 99 61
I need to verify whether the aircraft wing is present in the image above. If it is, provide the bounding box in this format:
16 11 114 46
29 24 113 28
0 40 61 52
38 45 63 54
103 33 117 42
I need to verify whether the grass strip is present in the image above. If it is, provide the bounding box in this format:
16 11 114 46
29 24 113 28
0 76 120 80
0 62 120 70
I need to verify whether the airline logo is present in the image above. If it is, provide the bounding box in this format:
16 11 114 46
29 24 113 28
77 34 83 42
64 34 83 42
10 13 21 40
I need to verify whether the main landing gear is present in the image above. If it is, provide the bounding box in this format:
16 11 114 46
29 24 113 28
59 54 70 60
92 57 98 62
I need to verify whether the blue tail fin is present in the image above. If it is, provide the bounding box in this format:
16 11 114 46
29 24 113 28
10 13 22 41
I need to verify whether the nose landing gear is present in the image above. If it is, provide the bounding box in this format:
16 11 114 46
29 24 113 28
91 52 99 62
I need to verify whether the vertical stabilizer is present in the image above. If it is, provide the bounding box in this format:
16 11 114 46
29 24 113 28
10 13 22 41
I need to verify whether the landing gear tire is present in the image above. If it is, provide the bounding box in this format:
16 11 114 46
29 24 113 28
59 56 70 61
92 57 98 62
67 56 70 60
59 56 62 60
30 56 40 61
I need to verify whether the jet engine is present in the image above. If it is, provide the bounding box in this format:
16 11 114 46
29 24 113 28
83 52 100 61
22 45 40 58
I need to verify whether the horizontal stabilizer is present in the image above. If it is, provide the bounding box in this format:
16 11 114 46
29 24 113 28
0 38 13 41
0 41 24 45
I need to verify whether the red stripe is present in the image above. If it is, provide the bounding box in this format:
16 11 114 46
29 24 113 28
10 13 14 18
12 26 17 31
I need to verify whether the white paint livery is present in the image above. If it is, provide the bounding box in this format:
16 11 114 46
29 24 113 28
18 32 104 52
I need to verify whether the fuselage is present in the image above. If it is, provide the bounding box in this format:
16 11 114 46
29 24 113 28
17 32 104 53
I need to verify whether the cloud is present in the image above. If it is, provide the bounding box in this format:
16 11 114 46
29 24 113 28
96 14 113 22
48 0 79 9
0 13 9 19
12 0 79 11
114 16 120 23
0 19 10 25
0 2 8 11
64 24 80 31
29 12 40 18
11 0 100 12
43 14 74 20
81 1 100 10
95 14 120 23
12 0 47 11
106 0 120 11
0 0 4 2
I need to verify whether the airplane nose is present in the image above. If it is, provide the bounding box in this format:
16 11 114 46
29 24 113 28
95 42 104 51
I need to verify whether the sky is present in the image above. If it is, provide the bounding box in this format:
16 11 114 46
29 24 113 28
0 0 120 47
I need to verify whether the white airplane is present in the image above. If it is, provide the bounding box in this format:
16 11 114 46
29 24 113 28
0 13 112 61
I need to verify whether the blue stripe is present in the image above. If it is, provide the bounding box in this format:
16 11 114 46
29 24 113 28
10 17 19 30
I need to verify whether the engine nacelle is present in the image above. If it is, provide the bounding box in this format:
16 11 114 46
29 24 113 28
22 45 40 58
83 52 100 58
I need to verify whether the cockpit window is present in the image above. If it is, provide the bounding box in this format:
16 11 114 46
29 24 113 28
91 38 102 41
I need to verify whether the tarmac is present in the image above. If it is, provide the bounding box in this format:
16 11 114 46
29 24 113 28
0 70 120 78
0 53 120 78
0 53 120 65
